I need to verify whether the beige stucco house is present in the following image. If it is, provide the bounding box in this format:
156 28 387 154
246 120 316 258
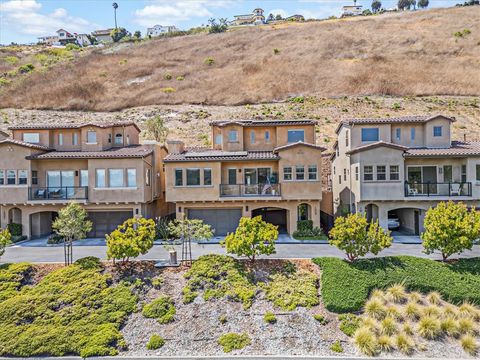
0 121 169 239
332 114 480 235
164 120 326 236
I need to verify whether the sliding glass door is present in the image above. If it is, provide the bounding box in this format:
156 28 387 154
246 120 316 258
47 171 75 197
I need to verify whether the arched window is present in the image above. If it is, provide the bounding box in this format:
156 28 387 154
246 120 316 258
115 133 123 145
297 203 311 221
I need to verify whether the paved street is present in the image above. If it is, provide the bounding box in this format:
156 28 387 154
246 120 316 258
3 241 480 263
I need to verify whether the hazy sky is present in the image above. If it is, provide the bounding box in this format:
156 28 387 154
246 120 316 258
0 0 462 44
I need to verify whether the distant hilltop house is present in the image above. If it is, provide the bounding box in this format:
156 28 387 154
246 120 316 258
37 35 59 46
37 29 91 47
284 14 305 22
342 0 364 17
146 25 179 37
230 8 265 26
91 29 115 43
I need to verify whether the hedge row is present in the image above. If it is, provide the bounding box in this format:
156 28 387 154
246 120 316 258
313 256 480 313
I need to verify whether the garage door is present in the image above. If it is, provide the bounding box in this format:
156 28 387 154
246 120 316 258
188 208 242 236
87 211 133 238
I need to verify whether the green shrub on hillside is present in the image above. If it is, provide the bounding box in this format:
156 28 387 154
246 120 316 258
17 63 35 74
146 334 165 350
142 296 176 324
0 263 33 302
314 256 480 313
218 332 251 353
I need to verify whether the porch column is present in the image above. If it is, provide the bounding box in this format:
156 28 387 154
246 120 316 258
21 208 31 240
288 207 296 235
311 201 321 229
378 205 389 231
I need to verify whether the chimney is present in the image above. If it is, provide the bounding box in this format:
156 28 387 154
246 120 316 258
167 140 185 154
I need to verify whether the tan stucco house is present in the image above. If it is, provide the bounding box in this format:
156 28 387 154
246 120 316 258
164 120 326 236
332 114 480 235
0 121 169 239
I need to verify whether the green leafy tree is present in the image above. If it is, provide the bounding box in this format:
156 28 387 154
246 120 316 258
0 228 11 257
398 0 412 9
110 27 129 42
52 202 92 265
421 201 480 261
222 216 278 264
208 18 228 33
418 0 429 8
275 14 283 20
134 30 141 38
144 115 169 144
168 218 213 265
106 217 156 264
372 0 382 12
329 213 392 262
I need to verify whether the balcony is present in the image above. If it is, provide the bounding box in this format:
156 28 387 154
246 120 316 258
220 183 281 197
28 187 88 201
404 182 472 197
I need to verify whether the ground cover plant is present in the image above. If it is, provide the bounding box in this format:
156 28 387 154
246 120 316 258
0 257 137 357
142 295 176 324
314 256 480 313
217 332 251 353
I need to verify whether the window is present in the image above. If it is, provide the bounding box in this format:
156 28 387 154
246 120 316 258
18 170 27 185
228 130 238 142
476 165 480 181
361 128 379 142
127 169 137 188
23 133 40 143
146 169 151 186
364 166 373 181
336 147 339 157
58 133 63 146
215 134 222 145
73 133 79 146
250 131 255 144
186 169 200 186
411 127 416 140
345 130 349 146
96 169 106 188
390 165 399 181
343 168 347 181
203 168 212 186
7 170 15 185
87 131 97 143
108 169 124 187
462 165 467 183
355 166 359 181
433 126 442 137
296 166 305 180
80 170 88 187
333 166 336 175
395 128 401 140
31 170 38 185
376 165 386 181
126 135 130 145
175 169 183 186
0 170 4 185
108 134 112 143
338 175 341 184
228 168 236 185
308 165 317 180
265 131 270 142
115 133 123 145
287 130 305 143
283 167 293 181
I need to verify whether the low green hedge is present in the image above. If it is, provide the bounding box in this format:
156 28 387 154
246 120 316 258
314 256 480 313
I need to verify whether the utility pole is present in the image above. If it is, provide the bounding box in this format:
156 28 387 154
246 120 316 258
112 2 118 29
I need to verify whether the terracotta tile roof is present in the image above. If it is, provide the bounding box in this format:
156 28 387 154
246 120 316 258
405 141 480 157
210 119 317 127
335 114 455 133
25 145 153 160
346 141 409 155
0 138 51 151
274 141 327 153
9 121 140 132
164 148 279 162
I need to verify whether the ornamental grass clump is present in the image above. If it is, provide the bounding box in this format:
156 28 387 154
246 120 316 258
440 317 459 337
377 335 394 352
380 317 397 336
460 334 478 355
354 327 378 356
364 298 387 320
404 302 421 320
417 316 441 339
386 283 407 303
395 332 415 354
426 291 442 305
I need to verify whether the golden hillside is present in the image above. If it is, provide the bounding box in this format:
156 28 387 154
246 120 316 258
0 6 479 111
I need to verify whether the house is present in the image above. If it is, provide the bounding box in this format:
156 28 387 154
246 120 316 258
0 122 170 239
0 130 8 141
56 29 77 45
285 14 305 22
331 114 480 235
37 35 59 45
231 8 265 26
75 34 91 47
342 0 364 17
146 25 179 37
163 120 326 236
91 29 114 43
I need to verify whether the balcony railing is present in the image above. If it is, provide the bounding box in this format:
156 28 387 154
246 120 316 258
404 182 472 197
220 183 281 197
28 187 88 201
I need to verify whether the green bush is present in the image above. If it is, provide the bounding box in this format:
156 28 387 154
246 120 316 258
292 220 325 240
0 77 10 86
2 56 19 65
330 340 344 353
74 256 102 270
264 311 277 324
142 296 176 324
65 43 80 51
314 256 480 313
161 87 176 93
7 223 22 237
204 57 215 66
0 263 33 302
146 334 165 350
47 233 63 244
338 313 361 336
17 63 35 74
314 314 328 325
218 332 251 353
163 73 172 80
151 276 164 289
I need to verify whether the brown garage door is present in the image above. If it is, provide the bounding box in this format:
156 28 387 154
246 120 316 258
87 211 132 238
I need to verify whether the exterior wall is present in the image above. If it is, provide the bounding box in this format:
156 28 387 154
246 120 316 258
242 126 277 151
220 160 279 184
0 144 35 204
13 129 50 147
221 124 244 152
390 124 425 148
424 117 451 148
350 124 391 148
275 125 315 147
31 159 89 187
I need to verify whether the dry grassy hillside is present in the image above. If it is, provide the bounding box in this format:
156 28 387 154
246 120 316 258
1 7 479 111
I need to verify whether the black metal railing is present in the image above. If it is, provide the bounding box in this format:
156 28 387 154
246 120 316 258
404 182 472 197
220 183 281 197
28 187 88 201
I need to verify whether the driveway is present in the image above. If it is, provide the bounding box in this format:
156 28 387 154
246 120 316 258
391 231 422 244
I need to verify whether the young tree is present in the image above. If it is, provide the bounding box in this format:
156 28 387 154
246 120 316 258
398 0 412 9
418 0 429 8
0 228 11 257
422 201 480 261
410 0 417 9
110 27 130 42
52 202 92 265
168 218 213 266
275 14 283 20
267 13 275 22
106 217 156 264
134 30 142 38
222 216 278 264
372 0 382 12
329 213 392 262
144 115 169 144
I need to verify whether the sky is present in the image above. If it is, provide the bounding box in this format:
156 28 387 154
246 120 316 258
0 0 463 44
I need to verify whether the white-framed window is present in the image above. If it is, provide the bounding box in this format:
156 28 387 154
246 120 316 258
228 130 238 142
296 166 305 180
338 175 342 184
283 166 292 181
58 133 63 146
433 126 442 137
308 165 317 180
127 169 136 187
23 133 40 143
0 170 5 185
462 165 467 183
80 170 88 187
364 166 373 181
109 169 124 187
175 169 183 186
390 165 399 181
73 132 79 146
146 169 151 186
87 131 97 144
345 130 349 146
333 166 336 175
343 168 347 181
18 170 27 185
31 170 38 185
476 165 480 182
376 165 386 181
215 134 222 145
115 133 123 145
361 128 379 142
288 130 305 143
355 166 359 181
250 130 255 144
7 170 16 185
186 168 200 186
265 130 270 142
96 169 106 188
203 168 212 186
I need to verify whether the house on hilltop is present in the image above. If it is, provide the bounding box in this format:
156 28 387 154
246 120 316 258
91 29 114 43
146 25 179 37
230 8 265 26
342 0 364 17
